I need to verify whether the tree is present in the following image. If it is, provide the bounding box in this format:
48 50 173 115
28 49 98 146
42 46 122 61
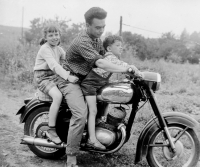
24 17 84 46
145 38 160 59
180 28 190 43
24 31 34 45
61 23 84 46
190 31 200 43
156 32 182 60
187 45 200 64
24 18 43 45
122 31 147 60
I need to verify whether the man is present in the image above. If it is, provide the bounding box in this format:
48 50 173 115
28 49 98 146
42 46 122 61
57 7 139 167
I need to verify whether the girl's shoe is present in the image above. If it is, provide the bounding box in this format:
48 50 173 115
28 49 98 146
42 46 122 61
46 127 62 145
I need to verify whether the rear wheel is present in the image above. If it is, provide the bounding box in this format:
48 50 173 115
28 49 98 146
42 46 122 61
147 124 200 167
24 106 65 159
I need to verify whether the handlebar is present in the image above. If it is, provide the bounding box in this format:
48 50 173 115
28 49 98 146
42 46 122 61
126 67 143 81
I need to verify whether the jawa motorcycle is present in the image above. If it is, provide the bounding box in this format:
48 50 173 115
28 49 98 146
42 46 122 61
16 71 200 167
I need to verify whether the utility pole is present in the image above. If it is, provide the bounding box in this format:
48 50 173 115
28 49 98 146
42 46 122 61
21 6 24 44
119 16 122 36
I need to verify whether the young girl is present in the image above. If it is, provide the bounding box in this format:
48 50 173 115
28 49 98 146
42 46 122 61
34 23 79 144
80 35 142 150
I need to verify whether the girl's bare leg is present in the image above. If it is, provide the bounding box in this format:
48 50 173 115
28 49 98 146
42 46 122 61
47 86 62 144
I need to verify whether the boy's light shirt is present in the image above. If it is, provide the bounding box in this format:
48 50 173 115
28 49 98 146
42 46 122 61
92 51 128 78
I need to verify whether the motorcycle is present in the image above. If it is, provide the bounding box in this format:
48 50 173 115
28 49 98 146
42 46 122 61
16 71 200 167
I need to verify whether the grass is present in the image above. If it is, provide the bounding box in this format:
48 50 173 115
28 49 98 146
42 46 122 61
121 54 200 116
0 34 200 167
1 38 200 134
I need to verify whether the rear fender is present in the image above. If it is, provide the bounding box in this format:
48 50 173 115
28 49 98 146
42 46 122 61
134 112 199 164
16 97 50 123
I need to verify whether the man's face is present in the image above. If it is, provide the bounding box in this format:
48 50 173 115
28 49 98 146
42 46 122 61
87 18 106 38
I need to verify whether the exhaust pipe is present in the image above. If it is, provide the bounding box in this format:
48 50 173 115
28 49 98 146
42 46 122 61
21 135 66 149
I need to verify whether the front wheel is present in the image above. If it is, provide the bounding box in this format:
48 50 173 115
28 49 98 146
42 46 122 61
24 106 66 159
147 124 200 167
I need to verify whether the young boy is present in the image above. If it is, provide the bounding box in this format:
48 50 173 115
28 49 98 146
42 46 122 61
80 35 141 150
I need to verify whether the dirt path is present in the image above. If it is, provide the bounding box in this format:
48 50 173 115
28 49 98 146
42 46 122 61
0 88 66 167
0 87 148 167
0 87 200 167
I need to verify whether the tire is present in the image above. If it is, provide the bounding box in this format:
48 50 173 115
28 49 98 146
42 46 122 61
147 124 200 167
24 106 65 159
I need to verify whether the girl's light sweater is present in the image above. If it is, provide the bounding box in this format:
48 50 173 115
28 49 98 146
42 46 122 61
34 43 70 80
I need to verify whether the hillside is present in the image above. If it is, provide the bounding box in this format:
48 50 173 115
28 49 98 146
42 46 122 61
0 25 29 46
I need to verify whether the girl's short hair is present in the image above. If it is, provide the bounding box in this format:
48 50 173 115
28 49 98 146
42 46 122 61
103 35 123 51
84 7 107 25
40 22 61 45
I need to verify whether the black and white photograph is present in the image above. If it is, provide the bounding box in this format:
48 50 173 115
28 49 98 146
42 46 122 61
0 0 200 166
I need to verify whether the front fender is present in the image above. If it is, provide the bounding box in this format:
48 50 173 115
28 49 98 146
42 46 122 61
134 112 199 164
16 97 50 123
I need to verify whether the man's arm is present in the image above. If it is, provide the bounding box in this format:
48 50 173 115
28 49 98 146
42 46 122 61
95 59 128 73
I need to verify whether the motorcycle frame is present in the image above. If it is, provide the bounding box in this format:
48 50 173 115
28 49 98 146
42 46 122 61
17 80 199 165
16 82 182 151
125 83 176 151
131 82 199 164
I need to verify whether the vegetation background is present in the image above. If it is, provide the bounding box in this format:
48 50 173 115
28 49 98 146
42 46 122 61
0 17 200 167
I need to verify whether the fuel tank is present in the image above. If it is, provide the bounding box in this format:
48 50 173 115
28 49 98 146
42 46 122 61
97 82 134 104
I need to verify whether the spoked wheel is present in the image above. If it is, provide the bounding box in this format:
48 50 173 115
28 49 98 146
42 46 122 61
147 124 200 167
24 106 65 159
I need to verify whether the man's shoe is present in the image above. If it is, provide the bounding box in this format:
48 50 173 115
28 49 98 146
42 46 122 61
64 163 78 167
64 155 78 167
86 139 106 150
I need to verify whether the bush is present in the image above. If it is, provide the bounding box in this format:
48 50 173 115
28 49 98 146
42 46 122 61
17 70 34 84
0 43 37 84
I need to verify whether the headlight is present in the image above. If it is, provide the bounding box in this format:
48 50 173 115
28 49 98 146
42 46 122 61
144 81 161 91
142 72 161 92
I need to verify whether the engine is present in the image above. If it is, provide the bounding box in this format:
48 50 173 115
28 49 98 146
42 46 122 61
95 106 126 147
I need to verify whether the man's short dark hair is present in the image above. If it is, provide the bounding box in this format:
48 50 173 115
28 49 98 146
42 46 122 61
103 35 123 51
84 7 107 25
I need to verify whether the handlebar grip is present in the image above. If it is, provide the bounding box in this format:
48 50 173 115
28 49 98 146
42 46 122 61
128 67 135 74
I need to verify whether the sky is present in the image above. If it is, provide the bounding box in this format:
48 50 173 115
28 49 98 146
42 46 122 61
0 0 200 38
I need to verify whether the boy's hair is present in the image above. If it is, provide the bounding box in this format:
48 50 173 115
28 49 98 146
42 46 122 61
40 22 61 46
103 35 123 51
84 7 107 25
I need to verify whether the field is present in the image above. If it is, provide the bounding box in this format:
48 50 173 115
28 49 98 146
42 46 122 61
0 25 200 167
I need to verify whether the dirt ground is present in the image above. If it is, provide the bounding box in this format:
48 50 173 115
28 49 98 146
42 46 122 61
0 86 200 167
0 87 146 167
